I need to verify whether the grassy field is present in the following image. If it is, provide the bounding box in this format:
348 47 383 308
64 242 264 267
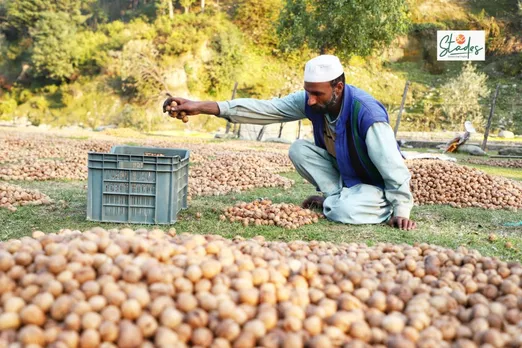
1 166 521 263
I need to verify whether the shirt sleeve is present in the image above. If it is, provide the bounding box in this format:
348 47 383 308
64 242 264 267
216 90 307 125
366 122 414 218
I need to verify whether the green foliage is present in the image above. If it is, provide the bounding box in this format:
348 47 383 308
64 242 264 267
498 53 522 77
233 0 283 48
180 0 196 13
202 21 246 98
99 18 156 51
155 13 250 100
154 14 212 56
0 95 17 121
4 0 90 37
440 63 490 130
17 89 33 103
0 0 519 134
29 12 79 81
74 30 109 70
277 0 410 58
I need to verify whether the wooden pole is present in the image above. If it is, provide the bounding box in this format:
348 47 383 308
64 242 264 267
257 126 266 141
276 94 284 139
297 120 302 139
278 123 284 138
225 82 238 134
394 81 410 137
481 84 500 151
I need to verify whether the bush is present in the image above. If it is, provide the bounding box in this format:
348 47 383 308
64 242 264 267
440 62 490 130
0 96 17 121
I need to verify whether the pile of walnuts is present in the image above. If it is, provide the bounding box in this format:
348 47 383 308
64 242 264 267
0 133 294 199
0 182 52 212
222 199 321 229
0 229 521 347
0 134 112 181
407 160 522 210
188 154 294 199
0 159 88 181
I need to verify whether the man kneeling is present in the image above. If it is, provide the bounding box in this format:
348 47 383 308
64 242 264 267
163 55 416 230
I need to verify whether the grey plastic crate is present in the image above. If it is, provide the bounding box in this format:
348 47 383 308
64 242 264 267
87 145 189 224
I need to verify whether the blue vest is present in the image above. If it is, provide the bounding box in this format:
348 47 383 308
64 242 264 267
304 85 390 189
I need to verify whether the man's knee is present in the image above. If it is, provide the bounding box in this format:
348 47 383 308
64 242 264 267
289 139 313 164
323 199 357 223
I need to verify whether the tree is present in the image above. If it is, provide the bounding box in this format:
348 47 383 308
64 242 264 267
121 39 168 102
277 0 409 58
233 0 283 47
4 0 89 37
30 12 79 81
168 0 174 19
180 0 196 13
440 63 490 130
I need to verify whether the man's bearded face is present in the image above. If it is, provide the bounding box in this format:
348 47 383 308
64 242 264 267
310 90 338 114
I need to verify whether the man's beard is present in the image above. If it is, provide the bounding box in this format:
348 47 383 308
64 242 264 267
310 92 338 114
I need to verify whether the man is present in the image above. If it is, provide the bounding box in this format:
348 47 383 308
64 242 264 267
163 55 416 230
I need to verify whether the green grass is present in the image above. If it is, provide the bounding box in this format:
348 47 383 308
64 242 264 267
464 163 522 181
1 171 521 262
66 136 90 140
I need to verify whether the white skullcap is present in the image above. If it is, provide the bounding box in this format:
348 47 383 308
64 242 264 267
304 55 344 83
464 121 476 133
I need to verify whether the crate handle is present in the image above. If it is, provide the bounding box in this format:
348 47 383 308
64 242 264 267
143 152 165 157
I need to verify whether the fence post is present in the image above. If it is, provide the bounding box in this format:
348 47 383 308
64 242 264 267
482 83 501 151
225 82 238 134
394 81 410 138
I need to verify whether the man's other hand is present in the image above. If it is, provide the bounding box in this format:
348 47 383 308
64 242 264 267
388 216 417 230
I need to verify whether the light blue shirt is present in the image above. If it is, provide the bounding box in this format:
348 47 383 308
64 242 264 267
217 91 414 218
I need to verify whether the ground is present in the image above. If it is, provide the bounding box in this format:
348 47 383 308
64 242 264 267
0 128 521 263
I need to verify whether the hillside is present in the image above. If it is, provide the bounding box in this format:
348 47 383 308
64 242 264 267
0 0 521 133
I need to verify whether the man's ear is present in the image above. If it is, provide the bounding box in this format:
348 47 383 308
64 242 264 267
335 81 344 95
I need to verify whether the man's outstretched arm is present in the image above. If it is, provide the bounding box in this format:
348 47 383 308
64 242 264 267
164 91 307 125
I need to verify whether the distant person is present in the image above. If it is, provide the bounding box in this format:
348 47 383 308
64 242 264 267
444 121 476 153
163 55 416 230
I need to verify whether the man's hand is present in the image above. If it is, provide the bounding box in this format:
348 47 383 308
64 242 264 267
388 216 417 230
163 96 200 117
162 95 220 118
